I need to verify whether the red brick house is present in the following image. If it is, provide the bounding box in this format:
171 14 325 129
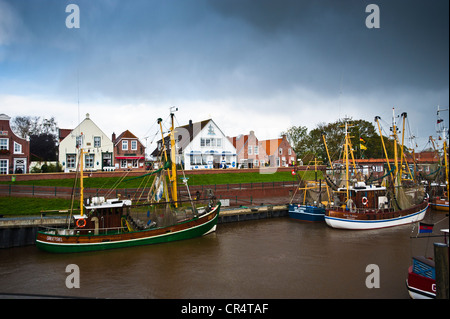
259 135 297 167
112 130 146 170
229 131 263 168
0 114 31 174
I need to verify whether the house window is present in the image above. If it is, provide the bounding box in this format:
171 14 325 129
66 154 76 169
0 138 8 150
254 146 259 155
121 159 127 168
85 154 95 169
14 142 22 154
248 146 253 155
132 159 138 168
0 159 8 174
131 140 137 150
122 140 128 150
201 138 221 148
76 135 83 148
94 136 101 147
279 148 283 155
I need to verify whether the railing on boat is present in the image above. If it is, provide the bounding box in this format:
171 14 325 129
38 225 130 236
329 200 428 215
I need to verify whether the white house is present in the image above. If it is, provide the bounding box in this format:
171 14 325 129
153 119 237 170
59 113 114 172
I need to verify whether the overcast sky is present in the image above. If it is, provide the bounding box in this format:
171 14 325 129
1 0 448 152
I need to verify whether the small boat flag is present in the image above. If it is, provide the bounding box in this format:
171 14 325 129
419 222 434 233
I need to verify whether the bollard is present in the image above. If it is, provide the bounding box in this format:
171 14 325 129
434 243 449 299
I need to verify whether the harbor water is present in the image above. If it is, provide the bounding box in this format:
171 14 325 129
0 209 447 299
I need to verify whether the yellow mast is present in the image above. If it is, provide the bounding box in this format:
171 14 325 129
398 112 415 182
170 110 178 207
399 112 406 181
79 148 85 217
392 108 399 186
375 115 394 181
322 133 333 169
344 120 350 201
444 139 449 203
157 109 178 207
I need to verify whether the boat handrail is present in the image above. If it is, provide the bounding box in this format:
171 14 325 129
38 225 130 235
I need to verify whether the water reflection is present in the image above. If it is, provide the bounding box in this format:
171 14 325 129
0 210 447 299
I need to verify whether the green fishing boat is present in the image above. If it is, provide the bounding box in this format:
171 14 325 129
36 111 220 253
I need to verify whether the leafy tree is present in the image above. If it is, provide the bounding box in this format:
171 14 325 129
286 117 406 165
12 116 59 162
30 133 58 161
281 125 308 156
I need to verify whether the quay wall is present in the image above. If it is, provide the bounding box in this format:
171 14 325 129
0 205 288 249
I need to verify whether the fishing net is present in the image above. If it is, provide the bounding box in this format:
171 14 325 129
395 184 425 210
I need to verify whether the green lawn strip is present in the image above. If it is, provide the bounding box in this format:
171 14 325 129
1 171 301 188
0 197 79 217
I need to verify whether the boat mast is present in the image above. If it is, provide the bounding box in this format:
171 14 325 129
322 132 334 170
156 108 179 207
79 148 85 217
392 108 399 187
170 107 178 207
375 115 394 182
437 105 449 203
399 112 406 182
344 119 350 201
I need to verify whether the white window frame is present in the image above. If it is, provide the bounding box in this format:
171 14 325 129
131 140 137 151
66 154 76 169
14 142 22 154
122 140 128 150
94 136 101 148
0 138 8 150
0 159 8 174
248 145 253 155
85 154 95 169
76 135 83 148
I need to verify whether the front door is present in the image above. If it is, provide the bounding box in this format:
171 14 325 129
14 158 27 174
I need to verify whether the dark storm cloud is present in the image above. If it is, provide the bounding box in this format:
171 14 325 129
3 0 447 101
208 0 449 94
1 0 448 147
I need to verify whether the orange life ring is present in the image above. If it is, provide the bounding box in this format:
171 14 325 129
362 197 368 206
76 218 86 228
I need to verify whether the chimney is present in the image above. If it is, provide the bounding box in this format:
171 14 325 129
112 132 116 142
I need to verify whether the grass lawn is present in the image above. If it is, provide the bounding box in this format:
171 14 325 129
0 197 79 217
0 171 300 188
0 170 322 217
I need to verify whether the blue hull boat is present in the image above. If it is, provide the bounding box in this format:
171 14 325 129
289 204 325 222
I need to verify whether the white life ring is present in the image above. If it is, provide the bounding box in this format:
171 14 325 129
362 196 368 206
